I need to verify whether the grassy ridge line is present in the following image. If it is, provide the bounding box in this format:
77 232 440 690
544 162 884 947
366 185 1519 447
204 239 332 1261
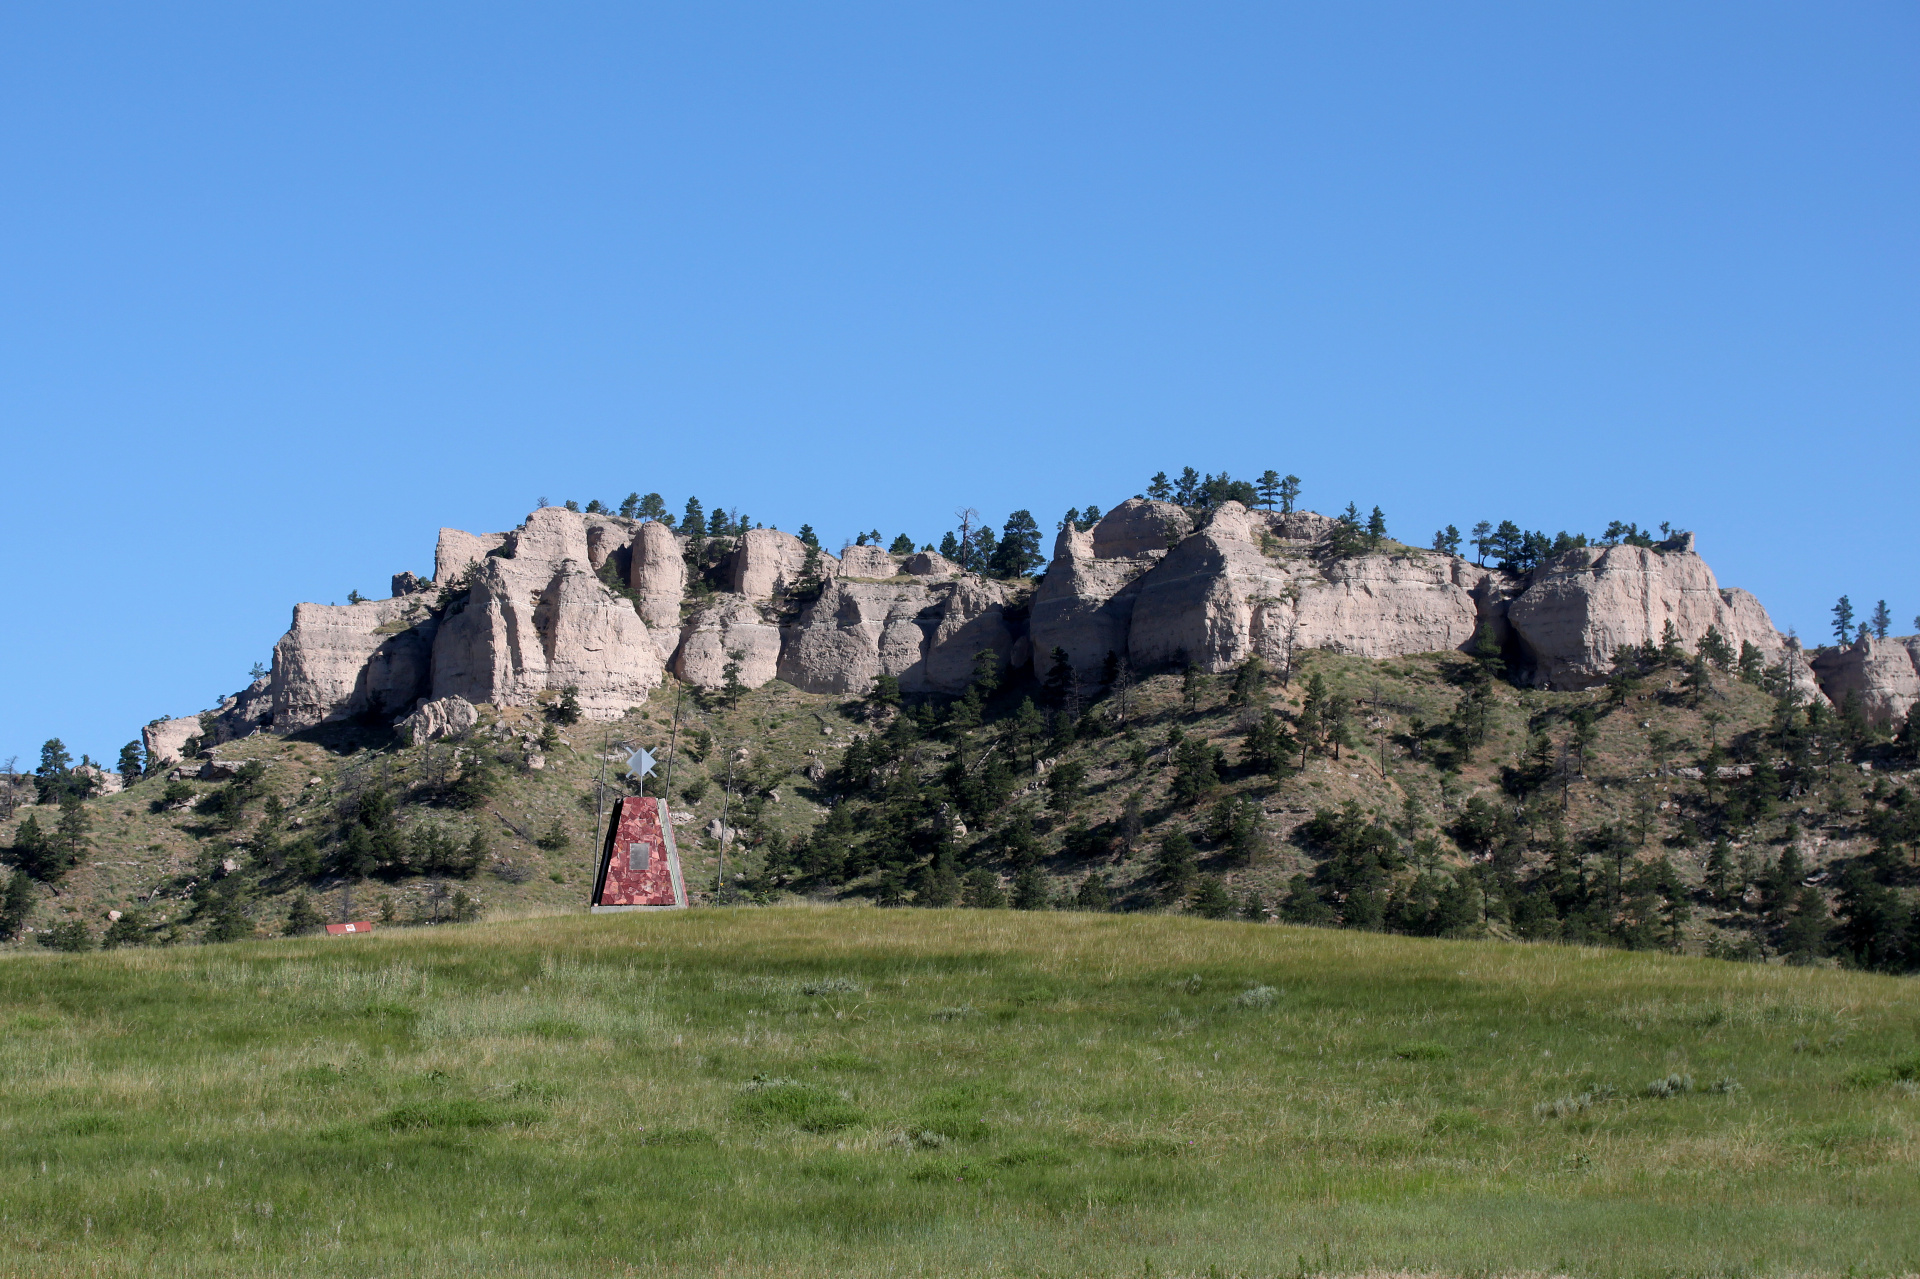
0 908 1916 1277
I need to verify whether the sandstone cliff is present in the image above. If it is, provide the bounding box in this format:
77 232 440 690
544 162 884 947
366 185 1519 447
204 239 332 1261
147 496 1880 746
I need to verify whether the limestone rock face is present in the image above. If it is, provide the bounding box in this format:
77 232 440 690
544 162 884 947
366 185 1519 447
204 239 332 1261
271 595 438 730
729 529 839 601
430 509 662 719
391 571 432 597
777 576 1018 695
434 528 508 584
628 521 688 632
583 515 637 573
903 551 960 577
1505 543 1786 689
675 596 782 691
142 717 204 766
1259 510 1340 542
395 695 480 744
208 676 275 743
1034 502 1494 681
838 545 901 579
1811 637 1920 725
75 765 124 797
1028 525 1156 679
1091 499 1192 559
1126 503 1292 671
1285 554 1487 658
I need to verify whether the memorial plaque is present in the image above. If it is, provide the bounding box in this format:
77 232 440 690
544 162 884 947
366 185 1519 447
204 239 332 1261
589 796 687 911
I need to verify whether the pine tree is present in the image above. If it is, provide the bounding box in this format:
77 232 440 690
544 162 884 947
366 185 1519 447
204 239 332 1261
1469 520 1493 565
961 867 1006 909
1870 600 1892 639
1278 474 1300 513
1256 470 1281 509
1365 506 1387 547
0 870 34 940
1074 872 1113 912
1432 525 1461 555
1011 865 1049 911
888 533 915 555
638 493 669 523
1174 467 1201 506
1189 875 1232 919
55 794 90 873
1155 830 1196 900
990 510 1043 577
1146 471 1173 501
1831 595 1854 646
117 741 144 784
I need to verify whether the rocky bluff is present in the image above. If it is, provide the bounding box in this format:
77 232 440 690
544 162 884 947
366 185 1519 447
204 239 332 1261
143 500 1919 763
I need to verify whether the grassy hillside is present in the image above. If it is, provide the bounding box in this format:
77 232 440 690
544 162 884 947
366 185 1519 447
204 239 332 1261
2 907 1918 1277
2 636 1916 970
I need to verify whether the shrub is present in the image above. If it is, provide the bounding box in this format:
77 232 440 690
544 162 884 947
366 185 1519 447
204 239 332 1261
1645 1073 1694 1098
38 920 92 952
733 1079 863 1132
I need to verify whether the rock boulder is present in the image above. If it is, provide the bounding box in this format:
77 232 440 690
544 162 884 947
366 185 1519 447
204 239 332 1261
838 545 901 579
395 695 480 744
1811 636 1920 726
903 551 961 577
142 716 205 767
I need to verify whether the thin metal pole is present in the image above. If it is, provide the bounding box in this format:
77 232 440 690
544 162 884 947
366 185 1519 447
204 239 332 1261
595 724 610 856
716 750 735 899
663 680 684 800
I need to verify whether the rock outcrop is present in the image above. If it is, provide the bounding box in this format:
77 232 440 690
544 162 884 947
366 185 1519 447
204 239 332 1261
434 528 508 584
778 576 1018 695
675 597 783 691
142 716 204 766
1027 525 1156 679
430 508 663 719
838 545 901 579
1811 637 1920 726
242 496 1810 741
1505 542 1787 689
730 529 838 601
271 596 438 730
628 521 687 631
1030 501 1492 680
1090 499 1191 558
395 695 479 744
903 551 961 577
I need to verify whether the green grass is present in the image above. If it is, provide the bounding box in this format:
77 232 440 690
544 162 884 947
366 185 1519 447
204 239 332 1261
2 907 1918 1277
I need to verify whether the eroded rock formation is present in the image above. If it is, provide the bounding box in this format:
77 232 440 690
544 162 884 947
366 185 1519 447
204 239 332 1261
163 496 1848 745
1811 636 1920 726
1504 537 1788 688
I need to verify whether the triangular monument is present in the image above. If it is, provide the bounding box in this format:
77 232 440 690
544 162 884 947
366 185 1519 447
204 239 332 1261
590 795 688 912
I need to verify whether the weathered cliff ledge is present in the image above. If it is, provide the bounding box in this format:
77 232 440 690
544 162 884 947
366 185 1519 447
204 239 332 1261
143 499 1916 757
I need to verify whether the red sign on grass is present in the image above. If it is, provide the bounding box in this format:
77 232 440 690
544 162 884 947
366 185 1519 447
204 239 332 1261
325 922 374 936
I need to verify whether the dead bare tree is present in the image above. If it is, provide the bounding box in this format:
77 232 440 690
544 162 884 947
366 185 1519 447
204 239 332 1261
953 507 979 571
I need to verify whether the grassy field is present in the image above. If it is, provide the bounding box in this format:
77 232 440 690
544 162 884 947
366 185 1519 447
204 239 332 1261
2 907 1918 1277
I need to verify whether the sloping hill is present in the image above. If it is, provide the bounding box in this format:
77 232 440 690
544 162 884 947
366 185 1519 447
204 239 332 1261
1 907 1915 1276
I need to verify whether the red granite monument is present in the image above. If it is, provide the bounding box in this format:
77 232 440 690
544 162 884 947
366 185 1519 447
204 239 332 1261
590 795 687 911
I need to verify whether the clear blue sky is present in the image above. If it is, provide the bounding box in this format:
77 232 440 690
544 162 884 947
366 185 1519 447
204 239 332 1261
3 3 1914 768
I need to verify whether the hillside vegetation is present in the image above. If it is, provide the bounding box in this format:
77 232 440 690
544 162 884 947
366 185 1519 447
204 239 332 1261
5 626 1916 973
1 907 1917 1277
